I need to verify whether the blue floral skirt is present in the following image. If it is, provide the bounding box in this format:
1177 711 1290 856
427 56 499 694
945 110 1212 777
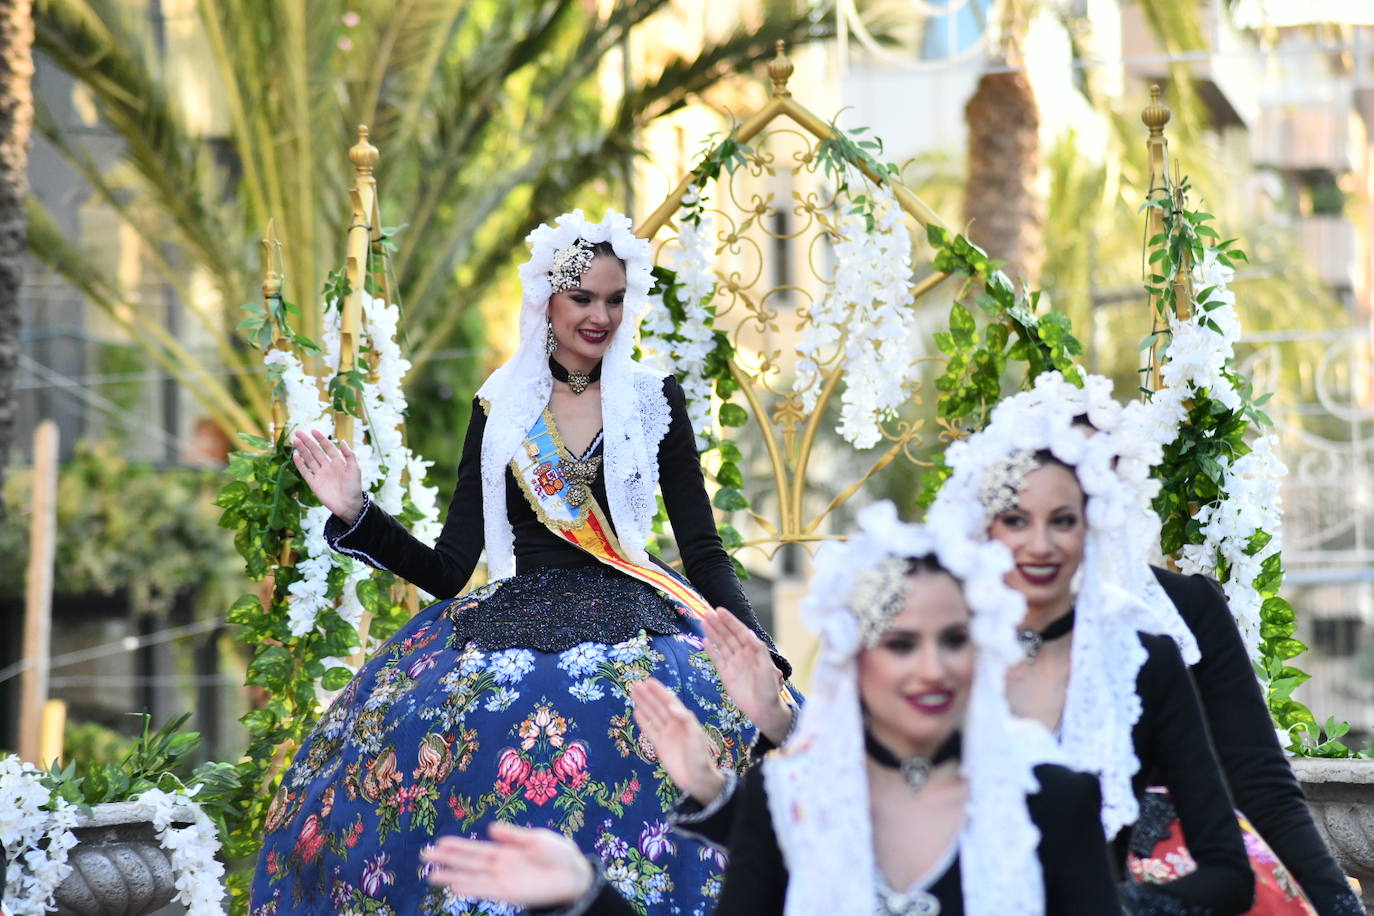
250 566 755 915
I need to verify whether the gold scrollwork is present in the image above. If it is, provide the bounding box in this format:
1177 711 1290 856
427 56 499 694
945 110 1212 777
638 44 954 554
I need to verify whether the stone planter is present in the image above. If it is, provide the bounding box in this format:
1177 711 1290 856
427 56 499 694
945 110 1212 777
51 801 191 916
1291 758 1374 908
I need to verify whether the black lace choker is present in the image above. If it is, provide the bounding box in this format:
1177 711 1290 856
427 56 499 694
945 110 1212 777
864 730 961 792
1018 609 1075 663
549 356 602 395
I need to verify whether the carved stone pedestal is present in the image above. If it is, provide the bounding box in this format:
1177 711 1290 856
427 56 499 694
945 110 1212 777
51 802 189 916
1291 758 1374 909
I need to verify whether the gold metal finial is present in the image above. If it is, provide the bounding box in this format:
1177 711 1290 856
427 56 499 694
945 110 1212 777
769 41 793 97
349 125 379 174
1141 85 1170 136
261 219 282 299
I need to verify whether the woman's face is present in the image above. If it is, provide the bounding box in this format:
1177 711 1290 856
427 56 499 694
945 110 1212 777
547 255 626 370
987 463 1086 622
857 571 974 759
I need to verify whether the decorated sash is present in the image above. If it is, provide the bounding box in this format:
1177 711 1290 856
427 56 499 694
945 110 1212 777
511 410 712 618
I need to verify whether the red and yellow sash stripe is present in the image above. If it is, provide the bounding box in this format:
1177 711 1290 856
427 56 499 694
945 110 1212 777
511 410 712 619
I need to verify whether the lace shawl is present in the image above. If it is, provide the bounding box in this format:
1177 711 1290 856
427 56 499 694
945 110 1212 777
475 210 668 579
764 502 1055 916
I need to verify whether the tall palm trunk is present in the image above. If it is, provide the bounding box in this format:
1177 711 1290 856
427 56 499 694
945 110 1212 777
964 66 1043 286
0 0 33 507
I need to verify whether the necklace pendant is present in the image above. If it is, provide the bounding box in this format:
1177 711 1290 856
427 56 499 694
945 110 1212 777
900 755 933 792
567 370 591 395
1017 628 1043 663
880 887 941 916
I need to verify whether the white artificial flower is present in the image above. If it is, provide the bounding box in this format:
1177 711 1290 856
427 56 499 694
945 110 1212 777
795 184 919 448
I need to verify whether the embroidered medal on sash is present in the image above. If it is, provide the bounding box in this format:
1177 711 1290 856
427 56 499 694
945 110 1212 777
510 410 712 618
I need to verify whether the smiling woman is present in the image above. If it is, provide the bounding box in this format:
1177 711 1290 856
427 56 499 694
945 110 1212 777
930 372 1254 914
249 210 788 916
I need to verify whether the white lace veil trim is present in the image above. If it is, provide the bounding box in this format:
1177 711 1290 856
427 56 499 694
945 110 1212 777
475 210 667 578
928 370 1196 837
764 502 1058 916
1014 372 1200 664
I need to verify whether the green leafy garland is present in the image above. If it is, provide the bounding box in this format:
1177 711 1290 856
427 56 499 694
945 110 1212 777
917 225 1085 506
213 244 424 909
1142 186 1364 756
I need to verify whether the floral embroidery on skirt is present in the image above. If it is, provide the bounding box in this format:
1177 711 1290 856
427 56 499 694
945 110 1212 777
1127 788 1319 916
250 571 754 915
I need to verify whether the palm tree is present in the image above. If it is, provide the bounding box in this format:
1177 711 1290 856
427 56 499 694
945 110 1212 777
0 0 33 504
963 0 1041 284
29 0 834 445
963 0 1211 288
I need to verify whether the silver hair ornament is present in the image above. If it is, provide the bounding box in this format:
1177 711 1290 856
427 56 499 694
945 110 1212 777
977 449 1040 522
548 238 596 292
850 556 914 649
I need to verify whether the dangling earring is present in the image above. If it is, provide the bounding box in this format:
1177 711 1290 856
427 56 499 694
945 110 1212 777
545 323 558 357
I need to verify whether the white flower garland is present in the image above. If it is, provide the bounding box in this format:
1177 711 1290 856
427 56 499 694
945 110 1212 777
268 291 442 641
135 788 225 914
0 757 77 916
1144 248 1287 658
794 183 919 449
1 758 226 916
639 198 719 448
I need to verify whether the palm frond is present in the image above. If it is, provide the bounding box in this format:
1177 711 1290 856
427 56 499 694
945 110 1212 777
35 0 240 287
27 195 264 436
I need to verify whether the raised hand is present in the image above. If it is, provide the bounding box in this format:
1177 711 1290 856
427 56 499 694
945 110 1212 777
291 428 365 524
630 678 727 805
701 606 794 745
422 822 593 908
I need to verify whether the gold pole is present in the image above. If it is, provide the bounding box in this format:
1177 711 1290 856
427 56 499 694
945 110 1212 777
1169 159 1196 319
338 126 379 445
262 219 289 438
1142 85 1173 391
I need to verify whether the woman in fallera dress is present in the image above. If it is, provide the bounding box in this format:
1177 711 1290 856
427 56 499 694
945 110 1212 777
928 371 1254 914
424 503 1127 915
249 210 787 916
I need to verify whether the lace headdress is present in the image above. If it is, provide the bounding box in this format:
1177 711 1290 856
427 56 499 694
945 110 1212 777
764 502 1060 916
928 370 1198 838
475 210 667 577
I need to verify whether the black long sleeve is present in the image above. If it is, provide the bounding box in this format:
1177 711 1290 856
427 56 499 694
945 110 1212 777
1029 764 1125 914
712 766 790 916
325 381 787 673
656 377 753 622
1131 633 1254 913
655 378 787 675
1154 567 1362 915
324 398 487 598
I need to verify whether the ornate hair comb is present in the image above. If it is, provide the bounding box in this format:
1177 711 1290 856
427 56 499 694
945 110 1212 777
977 449 1040 521
548 238 596 292
850 555 914 648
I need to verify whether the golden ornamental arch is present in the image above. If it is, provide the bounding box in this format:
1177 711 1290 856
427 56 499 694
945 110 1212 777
634 42 959 557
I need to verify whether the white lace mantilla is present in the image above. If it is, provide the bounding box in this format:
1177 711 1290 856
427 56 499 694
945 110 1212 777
766 503 1054 916
477 210 665 577
928 371 1190 837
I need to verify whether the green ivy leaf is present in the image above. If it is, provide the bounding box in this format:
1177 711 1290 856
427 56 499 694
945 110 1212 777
712 488 748 512
321 667 354 691
246 646 293 691
716 461 744 489
718 524 744 550
718 403 748 428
